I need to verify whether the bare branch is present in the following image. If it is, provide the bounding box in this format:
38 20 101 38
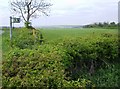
11 1 27 21
10 0 52 27
19 7 27 22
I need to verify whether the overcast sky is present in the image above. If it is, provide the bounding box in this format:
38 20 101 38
0 0 119 27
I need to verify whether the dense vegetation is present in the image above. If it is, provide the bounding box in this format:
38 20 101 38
83 22 118 29
2 27 120 88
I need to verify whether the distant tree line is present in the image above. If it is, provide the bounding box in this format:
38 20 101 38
83 22 118 29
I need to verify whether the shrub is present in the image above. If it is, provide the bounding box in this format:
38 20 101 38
11 28 43 49
2 46 65 87
55 34 118 80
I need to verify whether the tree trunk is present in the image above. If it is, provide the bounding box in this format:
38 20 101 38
25 21 30 28
25 3 31 28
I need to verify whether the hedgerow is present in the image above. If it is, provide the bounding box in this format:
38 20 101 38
3 45 92 87
55 34 118 81
2 30 119 87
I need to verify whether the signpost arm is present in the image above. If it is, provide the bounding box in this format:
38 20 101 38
9 16 20 46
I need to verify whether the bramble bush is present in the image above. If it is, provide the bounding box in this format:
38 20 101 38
2 29 119 87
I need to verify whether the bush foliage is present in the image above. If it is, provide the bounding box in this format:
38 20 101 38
2 28 119 88
11 28 43 49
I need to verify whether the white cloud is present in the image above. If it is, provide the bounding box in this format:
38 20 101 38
0 0 119 26
51 0 119 16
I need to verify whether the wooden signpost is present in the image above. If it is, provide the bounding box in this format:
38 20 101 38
10 16 20 46
10 16 20 40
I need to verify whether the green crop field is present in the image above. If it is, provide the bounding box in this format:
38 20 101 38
40 28 118 41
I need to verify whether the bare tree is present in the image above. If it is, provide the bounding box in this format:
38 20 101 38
10 0 52 28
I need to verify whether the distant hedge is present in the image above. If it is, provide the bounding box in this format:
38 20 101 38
2 33 119 87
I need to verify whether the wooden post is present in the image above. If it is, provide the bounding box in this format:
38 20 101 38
10 16 12 40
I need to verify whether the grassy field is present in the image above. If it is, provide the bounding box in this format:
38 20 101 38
40 28 118 41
